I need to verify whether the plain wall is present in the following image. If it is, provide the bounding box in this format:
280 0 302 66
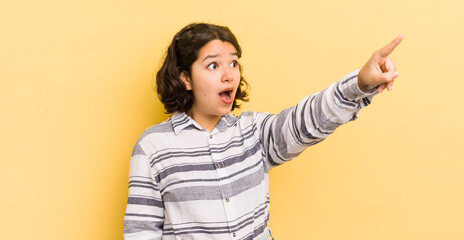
1 0 464 239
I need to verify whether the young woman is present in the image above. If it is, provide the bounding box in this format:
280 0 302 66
123 23 403 240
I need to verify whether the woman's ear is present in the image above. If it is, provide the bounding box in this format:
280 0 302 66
180 71 192 90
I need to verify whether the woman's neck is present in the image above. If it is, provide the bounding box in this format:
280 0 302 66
185 110 222 132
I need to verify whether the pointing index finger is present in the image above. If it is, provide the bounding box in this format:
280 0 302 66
378 34 404 57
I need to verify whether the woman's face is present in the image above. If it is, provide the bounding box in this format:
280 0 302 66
180 40 241 125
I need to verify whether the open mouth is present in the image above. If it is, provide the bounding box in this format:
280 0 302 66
219 90 234 103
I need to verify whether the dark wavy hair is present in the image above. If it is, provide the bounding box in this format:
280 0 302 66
156 23 249 114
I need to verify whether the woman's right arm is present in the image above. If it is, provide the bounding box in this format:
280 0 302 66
123 142 164 240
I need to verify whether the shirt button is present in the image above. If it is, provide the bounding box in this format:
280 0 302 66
210 135 213 139
225 198 230 202
233 232 236 237
216 163 221 168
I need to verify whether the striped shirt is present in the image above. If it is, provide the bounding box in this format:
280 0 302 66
123 69 376 240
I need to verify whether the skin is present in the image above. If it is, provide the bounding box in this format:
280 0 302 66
358 34 404 93
181 35 404 131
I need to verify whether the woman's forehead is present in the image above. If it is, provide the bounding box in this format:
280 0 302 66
198 40 238 60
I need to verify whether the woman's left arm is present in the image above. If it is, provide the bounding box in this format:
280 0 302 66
256 35 404 170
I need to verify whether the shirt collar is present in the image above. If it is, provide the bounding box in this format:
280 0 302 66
171 112 239 134
171 112 200 134
217 113 239 131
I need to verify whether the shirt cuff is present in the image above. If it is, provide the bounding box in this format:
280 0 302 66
342 68 378 102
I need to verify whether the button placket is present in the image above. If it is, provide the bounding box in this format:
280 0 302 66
209 134 223 169
208 131 234 237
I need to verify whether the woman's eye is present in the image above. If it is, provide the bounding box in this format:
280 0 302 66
207 63 217 69
230 61 238 68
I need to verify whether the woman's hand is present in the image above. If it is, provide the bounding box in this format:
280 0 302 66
358 34 404 93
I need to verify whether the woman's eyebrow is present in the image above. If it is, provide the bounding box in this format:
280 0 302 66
202 54 218 63
202 52 238 63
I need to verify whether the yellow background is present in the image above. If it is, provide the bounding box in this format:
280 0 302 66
1 0 463 239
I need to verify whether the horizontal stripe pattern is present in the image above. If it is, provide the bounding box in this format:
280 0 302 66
123 69 376 240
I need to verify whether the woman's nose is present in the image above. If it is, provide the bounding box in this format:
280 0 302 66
221 66 233 82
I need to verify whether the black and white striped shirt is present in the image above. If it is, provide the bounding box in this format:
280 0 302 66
123 69 376 240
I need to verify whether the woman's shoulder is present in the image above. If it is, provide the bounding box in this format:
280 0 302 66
139 118 174 140
132 116 177 157
234 111 274 127
237 110 274 119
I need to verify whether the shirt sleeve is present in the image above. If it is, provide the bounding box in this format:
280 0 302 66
256 69 377 170
123 142 164 240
